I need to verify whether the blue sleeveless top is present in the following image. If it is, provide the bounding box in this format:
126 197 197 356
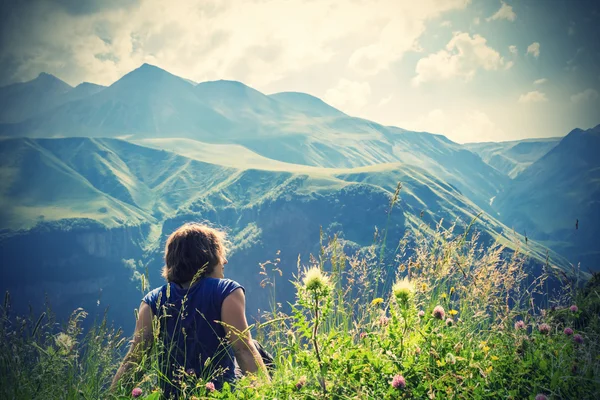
142 278 244 395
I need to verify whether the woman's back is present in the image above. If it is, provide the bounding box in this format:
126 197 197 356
143 278 243 393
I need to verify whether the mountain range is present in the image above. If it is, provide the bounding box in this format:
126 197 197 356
0 63 597 329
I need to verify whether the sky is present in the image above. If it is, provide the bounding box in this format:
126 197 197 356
0 0 598 143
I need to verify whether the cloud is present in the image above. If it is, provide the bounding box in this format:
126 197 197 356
400 108 506 143
473 17 480 25
347 0 471 76
518 90 548 103
486 2 516 22
533 78 547 85
441 21 452 27
527 42 540 58
412 32 506 86
324 79 371 112
571 88 599 103
0 0 471 87
509 45 518 55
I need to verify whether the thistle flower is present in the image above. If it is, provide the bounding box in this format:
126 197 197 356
392 277 414 305
573 334 584 344
538 323 551 335
514 320 526 330
295 375 307 390
132 388 143 398
418 310 425 318
302 267 331 294
379 315 390 326
391 374 406 389
535 394 548 400
570 305 578 312
205 382 216 392
432 305 445 320
445 318 454 326
564 327 574 336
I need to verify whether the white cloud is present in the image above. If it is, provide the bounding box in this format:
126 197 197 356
473 17 481 25
509 45 518 55
0 0 471 88
533 78 547 85
486 2 516 22
441 21 452 27
518 90 548 103
527 42 540 58
377 94 393 107
347 0 471 76
412 32 506 86
571 88 599 104
324 79 371 112
400 108 506 143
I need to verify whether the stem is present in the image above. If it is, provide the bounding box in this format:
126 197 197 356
312 293 326 395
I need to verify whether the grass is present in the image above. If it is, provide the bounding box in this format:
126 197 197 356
1 215 599 399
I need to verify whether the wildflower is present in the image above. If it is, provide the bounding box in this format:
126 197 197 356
514 320 526 330
421 283 427 291
205 382 216 392
485 366 493 374
564 327 574 336
360 332 367 340
491 355 499 361
432 305 445 320
295 376 307 390
535 394 548 400
449 309 458 316
482 346 490 353
570 305 578 313
449 287 455 295
392 277 414 305
573 334 584 344
55 333 74 353
303 267 331 293
538 323 551 335
371 297 384 306
391 374 406 389
379 316 390 326
415 346 421 355
132 388 143 398
418 310 425 318
441 293 447 299
445 318 454 326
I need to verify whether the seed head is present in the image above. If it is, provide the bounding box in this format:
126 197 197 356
392 277 414 305
302 267 331 294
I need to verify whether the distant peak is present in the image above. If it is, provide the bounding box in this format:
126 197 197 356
31 72 72 89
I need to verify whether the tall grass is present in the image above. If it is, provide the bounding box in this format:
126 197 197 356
1 214 599 399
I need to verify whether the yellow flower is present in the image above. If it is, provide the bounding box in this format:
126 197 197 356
486 366 493 374
436 360 443 367
491 356 499 361
371 298 384 306
421 283 428 291
441 293 447 299
449 309 458 316
483 346 490 353
450 287 455 295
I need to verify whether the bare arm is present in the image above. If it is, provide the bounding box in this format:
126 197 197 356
110 302 154 390
221 288 270 381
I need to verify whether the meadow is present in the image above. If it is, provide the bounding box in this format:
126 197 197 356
1 212 599 399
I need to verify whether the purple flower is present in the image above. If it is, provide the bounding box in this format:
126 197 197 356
570 305 578 312
573 334 584 344
205 382 216 392
538 323 551 335
391 374 406 389
445 318 454 326
514 320 526 330
131 388 143 398
418 310 425 318
379 316 390 326
432 305 445 320
564 327 574 336
535 394 548 400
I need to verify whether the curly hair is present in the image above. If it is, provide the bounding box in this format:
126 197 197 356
161 223 228 284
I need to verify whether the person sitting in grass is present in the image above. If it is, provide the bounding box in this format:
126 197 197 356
111 223 271 397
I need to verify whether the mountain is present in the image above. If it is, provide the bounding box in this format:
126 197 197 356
0 73 73 123
0 64 508 211
494 125 600 269
0 137 559 330
465 137 561 178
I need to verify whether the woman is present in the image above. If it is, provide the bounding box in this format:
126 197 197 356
111 223 270 397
